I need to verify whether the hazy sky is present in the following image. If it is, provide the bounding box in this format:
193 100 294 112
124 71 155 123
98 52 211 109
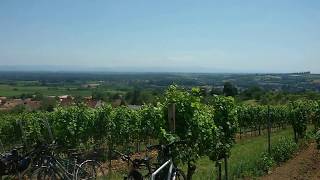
0 0 320 73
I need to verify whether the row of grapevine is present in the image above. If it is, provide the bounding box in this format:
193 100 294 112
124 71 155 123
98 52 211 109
0 105 162 151
237 105 289 136
309 101 320 149
0 86 237 178
237 101 319 143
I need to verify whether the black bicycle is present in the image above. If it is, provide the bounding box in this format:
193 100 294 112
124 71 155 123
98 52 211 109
113 149 153 180
0 142 104 180
0 143 47 179
114 140 186 180
28 144 104 180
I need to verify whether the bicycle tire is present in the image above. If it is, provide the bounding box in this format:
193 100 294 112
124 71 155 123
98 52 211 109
171 169 186 180
76 160 104 180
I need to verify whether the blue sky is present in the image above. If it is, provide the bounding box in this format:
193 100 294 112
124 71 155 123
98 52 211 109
0 0 320 73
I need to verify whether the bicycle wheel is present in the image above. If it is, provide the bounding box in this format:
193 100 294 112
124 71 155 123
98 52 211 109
76 160 104 180
171 169 186 180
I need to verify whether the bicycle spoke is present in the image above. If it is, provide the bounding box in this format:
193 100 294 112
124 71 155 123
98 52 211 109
76 160 105 180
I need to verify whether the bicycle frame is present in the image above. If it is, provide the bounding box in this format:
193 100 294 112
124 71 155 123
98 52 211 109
41 155 79 180
151 159 174 180
58 158 77 179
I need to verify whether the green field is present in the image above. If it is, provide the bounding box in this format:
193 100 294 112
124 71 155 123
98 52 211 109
0 84 85 96
0 84 124 97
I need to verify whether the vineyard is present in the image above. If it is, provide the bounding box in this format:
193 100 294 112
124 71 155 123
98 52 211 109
1 85 320 179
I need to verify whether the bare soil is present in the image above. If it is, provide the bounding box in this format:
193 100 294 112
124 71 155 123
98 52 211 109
260 143 320 180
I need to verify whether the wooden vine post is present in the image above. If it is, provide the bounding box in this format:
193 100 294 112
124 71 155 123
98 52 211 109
17 119 26 146
108 142 113 173
168 103 176 133
43 118 54 142
224 156 228 180
0 139 4 153
216 161 222 180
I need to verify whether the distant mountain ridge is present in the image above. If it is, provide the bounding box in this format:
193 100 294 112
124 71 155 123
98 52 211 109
0 65 234 73
0 65 312 74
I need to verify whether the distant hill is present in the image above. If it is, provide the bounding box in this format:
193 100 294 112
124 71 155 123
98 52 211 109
0 65 311 74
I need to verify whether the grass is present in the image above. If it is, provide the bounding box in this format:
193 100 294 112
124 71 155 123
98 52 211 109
101 173 123 180
105 128 294 180
191 128 294 180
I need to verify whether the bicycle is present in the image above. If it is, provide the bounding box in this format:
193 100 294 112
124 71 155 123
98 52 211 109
29 143 104 180
0 145 31 179
114 140 186 180
147 141 186 180
113 150 153 180
0 143 55 180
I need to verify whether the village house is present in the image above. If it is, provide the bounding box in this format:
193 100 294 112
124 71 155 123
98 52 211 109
0 99 24 111
23 98 41 111
0 98 43 112
58 95 69 101
84 96 92 100
0 97 7 105
4 99 24 108
59 95 74 106
85 99 104 108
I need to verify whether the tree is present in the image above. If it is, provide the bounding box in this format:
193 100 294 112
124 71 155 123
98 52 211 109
19 93 33 100
125 88 142 105
223 82 238 97
10 104 26 113
92 90 107 101
140 91 156 104
131 88 141 105
210 87 222 96
32 92 44 101
74 95 84 105
199 87 209 97
240 86 264 100
40 97 57 112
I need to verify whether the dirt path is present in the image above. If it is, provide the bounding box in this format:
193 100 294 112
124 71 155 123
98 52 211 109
260 143 320 180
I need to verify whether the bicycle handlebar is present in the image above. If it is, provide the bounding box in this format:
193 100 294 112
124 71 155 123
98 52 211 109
113 150 152 169
146 140 187 151
14 146 24 151
113 150 132 162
